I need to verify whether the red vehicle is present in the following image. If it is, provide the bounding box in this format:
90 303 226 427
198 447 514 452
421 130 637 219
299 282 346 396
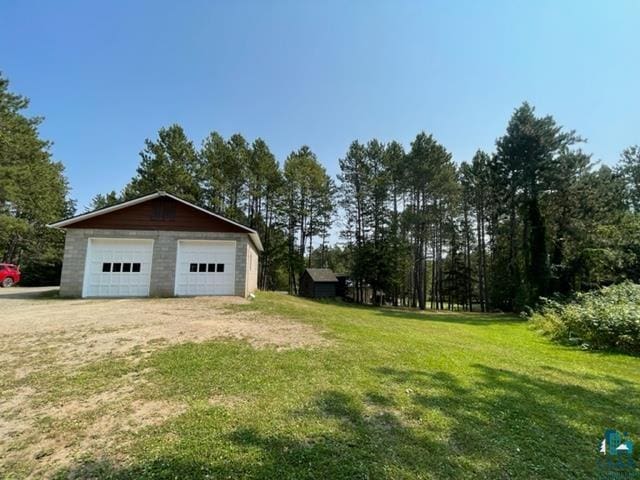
0 263 20 287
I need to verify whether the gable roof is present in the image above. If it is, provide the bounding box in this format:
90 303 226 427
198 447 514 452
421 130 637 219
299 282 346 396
304 268 338 283
48 191 263 251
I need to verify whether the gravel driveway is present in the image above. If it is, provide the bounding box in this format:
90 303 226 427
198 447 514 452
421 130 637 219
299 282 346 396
0 292 326 477
0 285 59 298
0 292 325 369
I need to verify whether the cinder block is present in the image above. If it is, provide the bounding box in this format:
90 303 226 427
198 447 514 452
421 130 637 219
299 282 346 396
59 229 257 298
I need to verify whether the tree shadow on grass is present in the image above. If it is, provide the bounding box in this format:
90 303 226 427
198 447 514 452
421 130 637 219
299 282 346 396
376 365 640 479
374 308 524 326
51 366 640 479
223 390 454 479
537 364 640 385
53 390 449 480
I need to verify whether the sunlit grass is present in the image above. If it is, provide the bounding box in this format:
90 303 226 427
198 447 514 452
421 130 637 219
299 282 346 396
41 292 640 479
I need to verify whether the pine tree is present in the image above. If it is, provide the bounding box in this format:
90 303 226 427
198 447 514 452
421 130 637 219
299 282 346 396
338 141 369 303
89 191 120 210
619 145 640 212
283 146 333 293
0 73 73 284
125 124 202 204
494 102 582 307
200 131 228 213
406 132 458 310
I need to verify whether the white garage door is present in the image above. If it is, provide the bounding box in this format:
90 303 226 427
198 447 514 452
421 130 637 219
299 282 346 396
175 240 236 296
83 238 154 297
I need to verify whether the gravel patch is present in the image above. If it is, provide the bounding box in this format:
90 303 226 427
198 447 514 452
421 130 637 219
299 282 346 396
0 295 327 477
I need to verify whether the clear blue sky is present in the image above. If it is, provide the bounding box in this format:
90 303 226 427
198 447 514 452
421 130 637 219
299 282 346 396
2 0 639 210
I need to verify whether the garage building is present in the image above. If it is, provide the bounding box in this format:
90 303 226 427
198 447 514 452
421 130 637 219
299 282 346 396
50 192 262 298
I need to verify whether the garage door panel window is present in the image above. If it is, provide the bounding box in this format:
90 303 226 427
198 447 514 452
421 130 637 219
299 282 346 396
186 262 226 273
99 262 145 273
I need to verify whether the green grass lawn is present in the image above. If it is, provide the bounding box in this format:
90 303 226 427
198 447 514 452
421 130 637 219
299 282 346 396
50 293 640 479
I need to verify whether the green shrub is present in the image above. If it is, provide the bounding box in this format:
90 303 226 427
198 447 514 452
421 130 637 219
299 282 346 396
530 282 640 354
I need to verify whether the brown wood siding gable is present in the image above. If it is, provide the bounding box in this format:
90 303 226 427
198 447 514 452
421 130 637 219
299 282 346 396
69 197 248 232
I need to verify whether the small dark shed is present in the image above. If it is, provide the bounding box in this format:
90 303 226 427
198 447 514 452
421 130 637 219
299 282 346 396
300 268 338 298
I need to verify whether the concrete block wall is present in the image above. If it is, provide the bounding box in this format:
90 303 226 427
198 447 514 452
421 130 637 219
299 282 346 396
245 242 259 294
59 229 89 297
59 228 253 297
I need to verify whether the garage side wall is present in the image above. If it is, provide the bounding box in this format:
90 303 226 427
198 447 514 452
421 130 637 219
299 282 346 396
59 229 89 297
245 242 259 295
59 229 251 297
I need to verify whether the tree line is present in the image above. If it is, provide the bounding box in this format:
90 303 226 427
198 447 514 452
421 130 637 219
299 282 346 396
341 104 640 310
2 72 638 307
93 102 639 311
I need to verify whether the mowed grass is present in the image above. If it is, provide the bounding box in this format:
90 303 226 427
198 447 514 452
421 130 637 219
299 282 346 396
47 292 640 479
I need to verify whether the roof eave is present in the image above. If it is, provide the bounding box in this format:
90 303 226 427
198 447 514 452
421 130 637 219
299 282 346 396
249 232 264 252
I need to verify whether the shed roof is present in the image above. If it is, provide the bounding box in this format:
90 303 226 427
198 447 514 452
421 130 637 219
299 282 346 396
304 268 338 283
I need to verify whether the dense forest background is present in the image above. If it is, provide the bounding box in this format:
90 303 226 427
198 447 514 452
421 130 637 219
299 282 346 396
2 73 639 311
